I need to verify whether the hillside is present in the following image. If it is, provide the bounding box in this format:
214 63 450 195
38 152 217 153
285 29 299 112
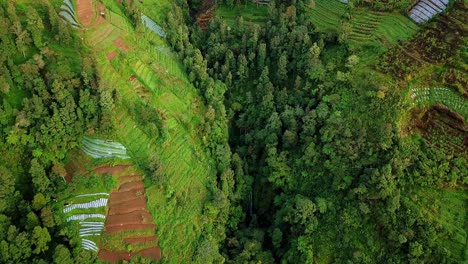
0 0 467 263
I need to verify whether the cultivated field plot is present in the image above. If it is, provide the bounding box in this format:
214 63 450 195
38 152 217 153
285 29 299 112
409 0 449 23
410 87 468 119
81 136 131 159
61 192 110 252
308 0 346 32
308 0 418 47
141 14 166 38
59 0 80 27
216 2 268 26
97 165 162 262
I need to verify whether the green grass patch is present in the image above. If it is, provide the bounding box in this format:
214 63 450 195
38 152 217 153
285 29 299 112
217 2 268 26
405 188 468 262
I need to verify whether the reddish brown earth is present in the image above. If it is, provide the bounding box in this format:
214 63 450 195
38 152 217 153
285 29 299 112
108 189 145 204
64 151 93 182
108 198 147 215
107 51 118 61
95 2 107 26
94 164 131 175
119 181 144 191
99 165 161 262
137 247 162 260
98 246 161 262
106 210 153 227
76 0 94 26
113 37 129 52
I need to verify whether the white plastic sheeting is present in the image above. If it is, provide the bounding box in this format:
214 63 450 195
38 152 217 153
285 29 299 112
63 198 108 213
82 239 99 252
59 0 80 27
410 87 467 116
67 213 106 222
141 15 166 38
75 192 109 198
409 0 448 23
81 136 130 159
80 222 104 227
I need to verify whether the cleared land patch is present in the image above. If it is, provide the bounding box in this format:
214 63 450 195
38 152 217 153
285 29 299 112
98 165 161 262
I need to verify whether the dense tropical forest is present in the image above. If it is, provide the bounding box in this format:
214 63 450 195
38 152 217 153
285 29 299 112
0 0 466 263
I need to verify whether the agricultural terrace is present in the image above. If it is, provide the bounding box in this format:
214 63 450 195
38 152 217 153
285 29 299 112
55 162 116 256
410 87 468 120
94 165 161 262
81 136 130 159
409 0 449 23
73 0 216 262
308 0 418 48
418 107 468 157
59 0 80 27
216 2 268 26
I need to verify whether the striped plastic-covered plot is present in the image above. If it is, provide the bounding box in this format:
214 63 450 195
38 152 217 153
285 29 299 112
408 0 448 23
141 15 166 38
63 198 108 213
82 239 99 252
80 221 105 227
75 192 109 198
67 213 106 222
81 136 130 159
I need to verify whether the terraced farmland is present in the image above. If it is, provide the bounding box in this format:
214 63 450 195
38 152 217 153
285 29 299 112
73 1 216 262
97 165 162 262
409 0 449 23
308 0 346 32
59 0 80 27
308 0 418 48
81 136 131 159
410 87 468 119
61 192 110 253
141 14 166 38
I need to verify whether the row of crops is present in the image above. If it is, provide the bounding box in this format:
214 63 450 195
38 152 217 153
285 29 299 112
409 0 449 23
141 15 166 38
59 0 80 28
63 193 110 252
81 136 131 159
410 87 468 119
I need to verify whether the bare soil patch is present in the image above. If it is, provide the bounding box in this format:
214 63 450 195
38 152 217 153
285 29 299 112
95 2 106 26
113 37 130 52
108 198 147 215
107 51 118 61
106 210 153 227
109 188 145 203
98 246 161 263
76 0 94 26
94 164 131 175
137 246 162 260
119 181 144 191
124 236 158 245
